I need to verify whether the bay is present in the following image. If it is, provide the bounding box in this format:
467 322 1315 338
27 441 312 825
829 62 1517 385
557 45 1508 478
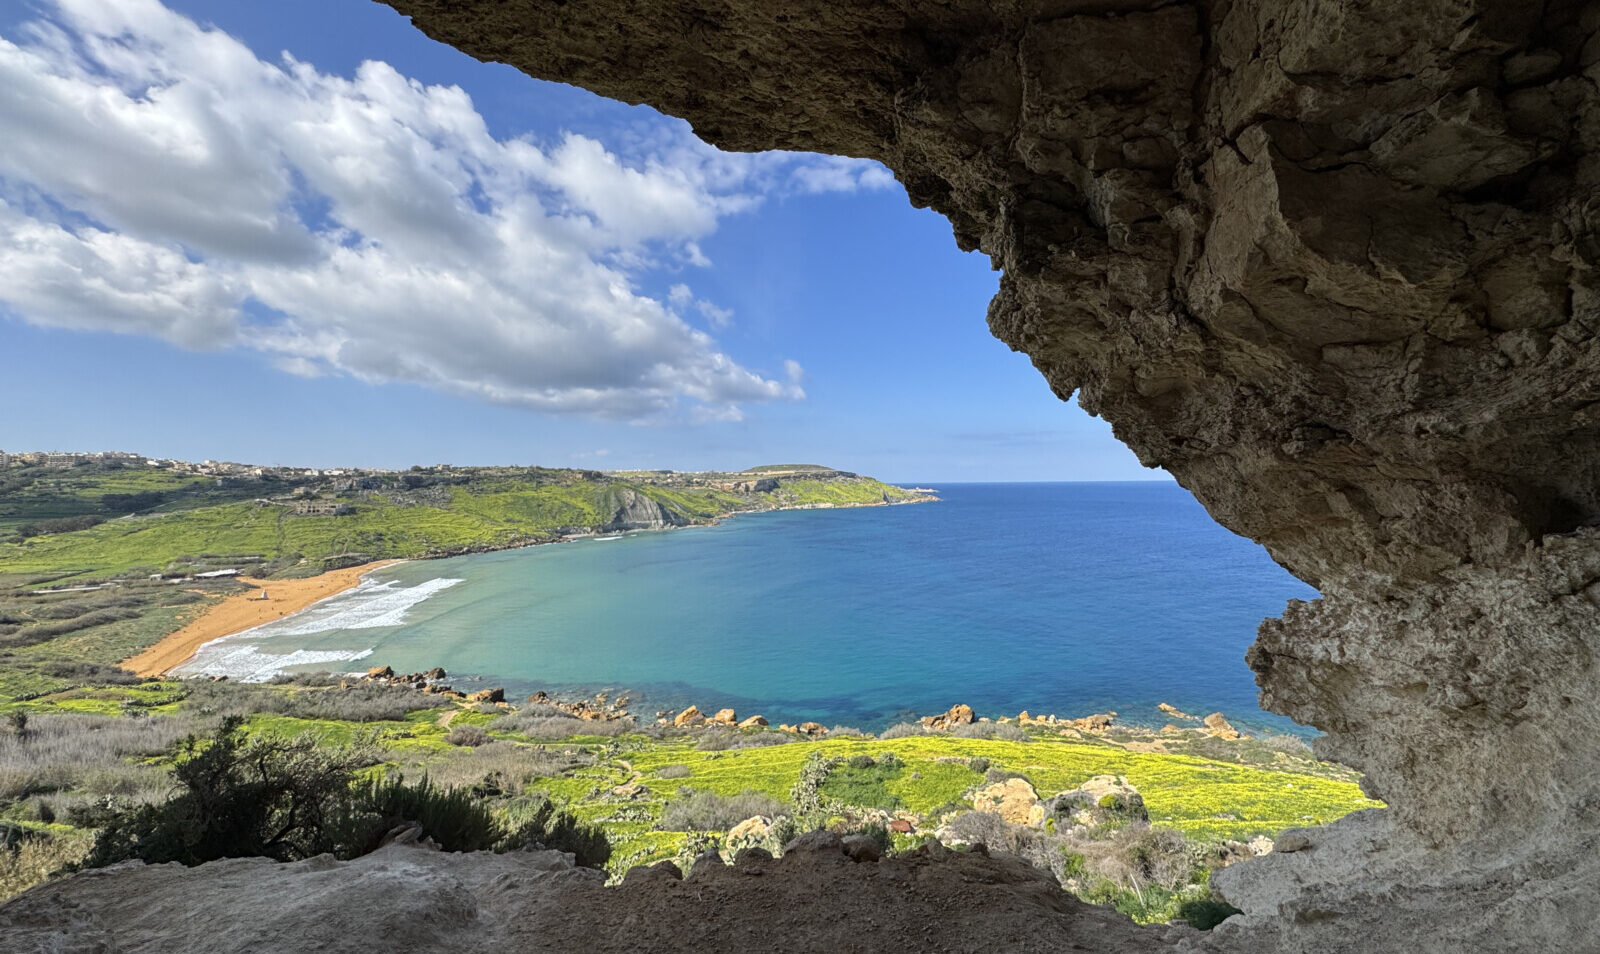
181 483 1320 734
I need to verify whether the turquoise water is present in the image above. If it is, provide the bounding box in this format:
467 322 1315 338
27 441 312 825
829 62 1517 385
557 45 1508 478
179 483 1320 733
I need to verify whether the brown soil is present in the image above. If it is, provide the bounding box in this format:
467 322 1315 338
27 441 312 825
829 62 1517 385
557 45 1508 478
120 561 403 677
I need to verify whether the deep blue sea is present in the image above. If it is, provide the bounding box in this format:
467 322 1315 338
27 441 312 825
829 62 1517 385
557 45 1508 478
176 483 1320 734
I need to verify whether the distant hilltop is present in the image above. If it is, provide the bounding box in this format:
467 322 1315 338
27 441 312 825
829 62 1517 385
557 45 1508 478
0 452 933 585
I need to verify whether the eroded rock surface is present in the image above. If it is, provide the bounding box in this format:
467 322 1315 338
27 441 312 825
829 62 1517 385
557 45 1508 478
376 1 1600 949
0 842 1171 954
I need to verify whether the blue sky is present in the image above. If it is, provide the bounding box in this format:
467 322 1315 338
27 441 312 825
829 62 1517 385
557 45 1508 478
0 0 1160 483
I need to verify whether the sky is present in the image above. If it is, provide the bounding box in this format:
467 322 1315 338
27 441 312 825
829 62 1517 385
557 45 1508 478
0 0 1164 483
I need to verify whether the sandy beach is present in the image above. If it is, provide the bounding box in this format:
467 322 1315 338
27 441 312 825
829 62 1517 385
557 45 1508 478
121 561 403 677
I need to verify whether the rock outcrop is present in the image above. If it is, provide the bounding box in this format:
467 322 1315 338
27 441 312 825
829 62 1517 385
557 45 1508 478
971 777 1043 826
372 1 1600 949
919 703 976 730
601 487 691 532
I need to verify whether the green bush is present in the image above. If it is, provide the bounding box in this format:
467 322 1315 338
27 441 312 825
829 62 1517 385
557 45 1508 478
658 790 786 832
71 721 610 870
342 776 500 854
80 717 367 867
497 795 611 869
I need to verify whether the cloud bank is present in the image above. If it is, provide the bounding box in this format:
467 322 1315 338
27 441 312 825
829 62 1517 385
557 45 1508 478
0 0 895 419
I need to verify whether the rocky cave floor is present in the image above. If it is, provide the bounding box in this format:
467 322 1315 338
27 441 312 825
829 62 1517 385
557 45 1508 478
1 835 1185 954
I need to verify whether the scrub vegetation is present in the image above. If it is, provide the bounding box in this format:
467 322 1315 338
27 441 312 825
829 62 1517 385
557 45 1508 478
0 664 1378 929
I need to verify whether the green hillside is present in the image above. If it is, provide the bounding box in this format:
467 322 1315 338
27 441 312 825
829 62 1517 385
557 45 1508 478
0 459 927 585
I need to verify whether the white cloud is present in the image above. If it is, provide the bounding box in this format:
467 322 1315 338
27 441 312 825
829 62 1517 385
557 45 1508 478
665 281 734 329
696 300 734 329
0 0 891 420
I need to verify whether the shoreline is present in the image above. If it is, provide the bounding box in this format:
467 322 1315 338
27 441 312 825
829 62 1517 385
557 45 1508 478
126 494 935 678
131 493 934 678
120 560 404 677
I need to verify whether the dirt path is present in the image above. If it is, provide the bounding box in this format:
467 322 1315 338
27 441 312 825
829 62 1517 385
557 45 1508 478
120 561 404 677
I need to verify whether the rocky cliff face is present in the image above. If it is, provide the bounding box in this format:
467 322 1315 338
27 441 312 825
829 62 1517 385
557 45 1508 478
377 1 1600 949
601 487 692 531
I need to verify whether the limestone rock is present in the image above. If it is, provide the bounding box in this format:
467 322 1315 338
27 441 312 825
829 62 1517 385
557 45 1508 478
1066 712 1115 732
1202 713 1241 741
709 708 737 725
465 687 504 705
672 705 703 727
919 704 975 730
737 715 768 728
971 777 1040 826
725 815 773 858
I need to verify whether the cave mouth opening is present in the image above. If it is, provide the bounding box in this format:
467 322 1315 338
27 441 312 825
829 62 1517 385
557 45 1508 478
362 2 1600 950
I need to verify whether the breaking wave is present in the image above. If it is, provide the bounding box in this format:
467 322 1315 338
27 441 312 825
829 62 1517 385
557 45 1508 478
172 576 462 682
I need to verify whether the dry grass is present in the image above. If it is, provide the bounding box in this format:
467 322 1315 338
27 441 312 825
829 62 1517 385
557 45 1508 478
0 712 207 804
490 710 636 739
0 831 92 901
387 741 594 794
182 681 449 722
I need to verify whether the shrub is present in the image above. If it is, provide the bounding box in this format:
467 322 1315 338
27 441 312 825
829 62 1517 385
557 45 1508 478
951 721 1030 741
658 790 786 832
967 757 990 775
446 725 489 747
342 776 499 854
730 731 794 749
656 764 692 779
406 741 593 795
696 729 735 751
990 723 1030 742
80 717 369 867
491 711 635 740
790 752 842 818
497 795 611 869
878 722 925 740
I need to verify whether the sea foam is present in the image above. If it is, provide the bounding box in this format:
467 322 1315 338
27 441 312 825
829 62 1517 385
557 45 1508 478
172 576 462 681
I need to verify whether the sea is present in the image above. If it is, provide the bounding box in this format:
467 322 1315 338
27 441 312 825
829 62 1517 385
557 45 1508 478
174 483 1321 735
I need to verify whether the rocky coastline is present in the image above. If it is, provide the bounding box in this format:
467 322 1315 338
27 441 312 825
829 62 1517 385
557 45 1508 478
353 667 1262 747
